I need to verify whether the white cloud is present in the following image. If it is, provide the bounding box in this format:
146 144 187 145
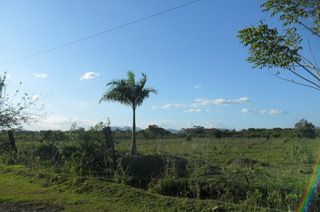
145 120 179 130
193 97 250 106
80 72 100 80
29 115 97 130
185 108 202 113
152 97 249 112
33 72 48 79
269 109 285 115
31 95 42 101
259 110 268 114
206 109 222 113
193 84 202 89
144 119 226 130
161 103 187 109
184 108 221 113
202 120 225 128
186 120 225 128
241 108 285 115
241 108 252 114
79 102 87 109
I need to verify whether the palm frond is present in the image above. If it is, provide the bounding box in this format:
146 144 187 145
127 71 135 86
136 87 157 106
138 73 147 89
100 71 156 108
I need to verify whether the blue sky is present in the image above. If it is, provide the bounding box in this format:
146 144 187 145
1 0 319 130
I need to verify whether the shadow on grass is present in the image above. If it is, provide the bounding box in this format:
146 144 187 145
0 201 64 212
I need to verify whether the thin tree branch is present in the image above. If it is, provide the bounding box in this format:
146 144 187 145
287 67 320 89
298 21 320 38
268 70 320 91
307 39 320 74
293 61 320 78
293 63 317 72
295 61 320 81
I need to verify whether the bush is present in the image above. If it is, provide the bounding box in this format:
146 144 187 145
34 142 59 161
151 177 249 201
151 176 188 196
117 155 165 188
70 141 111 176
193 164 222 177
185 135 192 142
117 155 188 188
164 156 188 177
295 119 316 139
60 145 79 160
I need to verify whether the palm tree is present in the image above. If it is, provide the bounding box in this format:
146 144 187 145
100 71 157 155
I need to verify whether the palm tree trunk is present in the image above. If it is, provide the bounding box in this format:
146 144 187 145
130 106 137 155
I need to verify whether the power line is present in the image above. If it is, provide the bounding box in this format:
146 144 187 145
1 0 202 68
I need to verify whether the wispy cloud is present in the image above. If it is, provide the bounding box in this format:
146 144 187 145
185 120 225 128
151 97 249 112
193 97 250 106
241 108 285 115
79 102 87 109
161 103 187 109
269 109 285 115
185 108 202 113
31 94 42 101
193 84 202 89
241 108 252 114
80 72 100 80
202 120 225 128
33 72 48 79
205 109 222 113
29 115 97 130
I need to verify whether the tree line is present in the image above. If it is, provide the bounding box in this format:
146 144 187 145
1 119 317 146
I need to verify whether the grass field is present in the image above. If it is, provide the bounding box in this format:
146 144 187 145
1 137 319 211
0 165 266 211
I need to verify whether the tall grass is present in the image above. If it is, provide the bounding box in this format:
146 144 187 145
1 137 319 210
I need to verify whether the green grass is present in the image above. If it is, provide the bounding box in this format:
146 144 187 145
116 137 320 209
118 138 318 179
1 137 319 211
0 164 275 211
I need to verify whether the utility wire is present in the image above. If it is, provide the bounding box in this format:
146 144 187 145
0 0 202 68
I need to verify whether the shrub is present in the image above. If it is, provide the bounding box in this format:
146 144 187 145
185 135 192 142
151 176 188 196
60 145 79 160
69 141 111 176
295 119 316 139
117 155 165 188
193 164 222 177
116 155 188 188
34 142 59 161
151 177 249 201
164 156 188 177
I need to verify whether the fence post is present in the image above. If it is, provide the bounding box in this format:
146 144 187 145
7 130 17 152
103 127 116 170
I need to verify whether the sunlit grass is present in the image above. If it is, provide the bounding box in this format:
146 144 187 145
1 137 319 211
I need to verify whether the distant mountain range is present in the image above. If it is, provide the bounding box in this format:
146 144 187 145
111 126 180 134
111 126 143 132
166 128 180 134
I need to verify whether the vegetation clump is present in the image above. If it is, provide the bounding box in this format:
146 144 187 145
295 119 316 139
